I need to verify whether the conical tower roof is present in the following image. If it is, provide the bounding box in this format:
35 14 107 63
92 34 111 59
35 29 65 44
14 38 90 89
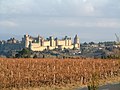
75 34 78 39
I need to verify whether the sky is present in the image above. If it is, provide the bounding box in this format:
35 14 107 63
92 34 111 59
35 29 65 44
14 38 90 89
0 0 120 42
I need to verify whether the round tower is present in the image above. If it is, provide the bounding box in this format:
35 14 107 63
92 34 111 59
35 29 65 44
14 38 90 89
38 35 41 46
55 37 58 46
74 34 80 44
74 35 80 49
65 36 68 46
50 36 54 47
24 34 29 48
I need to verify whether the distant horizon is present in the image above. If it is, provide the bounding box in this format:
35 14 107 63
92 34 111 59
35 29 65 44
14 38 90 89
0 33 117 43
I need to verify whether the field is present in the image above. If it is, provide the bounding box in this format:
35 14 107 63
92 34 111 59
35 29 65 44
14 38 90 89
0 58 120 90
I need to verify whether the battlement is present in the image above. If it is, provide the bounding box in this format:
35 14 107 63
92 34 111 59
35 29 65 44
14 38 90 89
22 34 80 51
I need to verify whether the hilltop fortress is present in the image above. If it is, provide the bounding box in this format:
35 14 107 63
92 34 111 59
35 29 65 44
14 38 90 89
0 34 80 52
22 34 80 51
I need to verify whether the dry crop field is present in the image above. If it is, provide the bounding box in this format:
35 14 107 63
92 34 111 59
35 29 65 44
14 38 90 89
0 58 120 89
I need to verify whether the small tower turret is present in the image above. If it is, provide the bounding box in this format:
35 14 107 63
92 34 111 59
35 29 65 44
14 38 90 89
64 36 68 46
74 34 79 44
74 34 80 49
38 35 41 46
50 36 54 47
24 34 30 48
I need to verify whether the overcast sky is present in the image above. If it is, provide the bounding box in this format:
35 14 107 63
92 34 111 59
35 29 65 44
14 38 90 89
0 0 120 42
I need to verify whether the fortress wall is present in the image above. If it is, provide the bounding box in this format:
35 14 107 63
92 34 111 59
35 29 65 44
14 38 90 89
65 40 68 46
23 34 80 51
31 43 40 47
30 43 47 51
74 44 80 49
50 40 56 47
44 41 50 47
66 39 72 46
57 40 65 46
53 40 56 47
59 45 74 50
64 45 74 49
68 39 72 45
48 46 57 50
31 46 47 51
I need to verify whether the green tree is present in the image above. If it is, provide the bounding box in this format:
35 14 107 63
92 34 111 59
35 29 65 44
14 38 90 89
16 48 31 58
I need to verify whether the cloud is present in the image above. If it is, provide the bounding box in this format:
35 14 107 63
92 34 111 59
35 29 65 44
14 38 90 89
0 0 118 17
0 0 120 42
21 17 120 29
0 0 34 14
68 21 120 28
82 2 95 15
0 20 18 27
47 18 120 28
83 0 87 3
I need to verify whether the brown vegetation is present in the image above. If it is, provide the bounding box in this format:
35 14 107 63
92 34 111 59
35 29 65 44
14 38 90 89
0 58 120 89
